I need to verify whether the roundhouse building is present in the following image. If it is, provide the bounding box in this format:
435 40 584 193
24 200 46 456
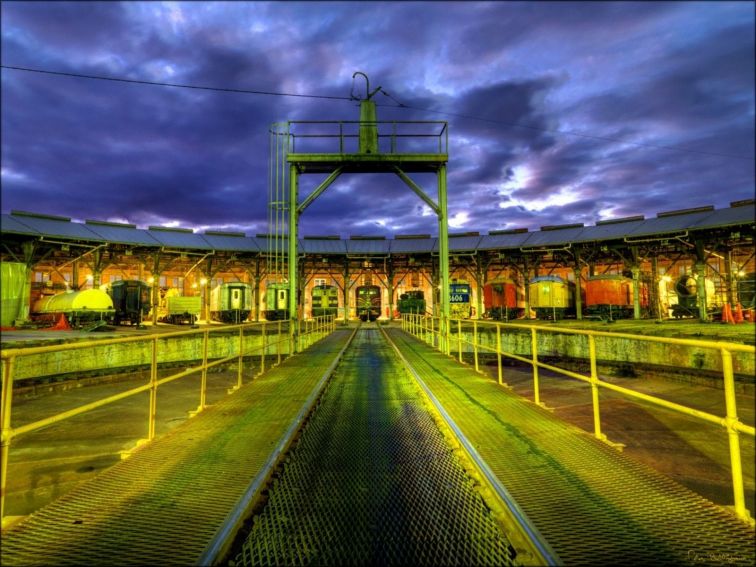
1 200 754 325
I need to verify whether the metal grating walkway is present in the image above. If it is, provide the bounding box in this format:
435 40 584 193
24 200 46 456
231 328 519 566
386 328 756 565
0 330 353 566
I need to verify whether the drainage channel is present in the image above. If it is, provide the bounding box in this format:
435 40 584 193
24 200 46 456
222 326 547 566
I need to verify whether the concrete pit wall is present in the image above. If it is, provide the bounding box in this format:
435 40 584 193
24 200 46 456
436 327 754 384
6 330 296 383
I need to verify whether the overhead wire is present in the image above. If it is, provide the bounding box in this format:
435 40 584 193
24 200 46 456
0 64 353 101
3 63 754 162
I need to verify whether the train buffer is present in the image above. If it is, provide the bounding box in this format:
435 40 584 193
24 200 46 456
1 326 754 565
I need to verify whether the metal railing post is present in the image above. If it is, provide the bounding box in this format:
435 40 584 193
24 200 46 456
199 329 209 411
261 322 267 374
236 326 244 390
277 320 282 365
497 324 503 386
473 320 479 372
431 315 435 348
444 315 451 356
531 328 541 406
721 347 749 522
457 319 463 362
148 337 158 440
1 356 16 526
588 335 603 440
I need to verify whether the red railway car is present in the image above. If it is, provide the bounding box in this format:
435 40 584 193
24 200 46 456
483 278 525 320
584 275 648 319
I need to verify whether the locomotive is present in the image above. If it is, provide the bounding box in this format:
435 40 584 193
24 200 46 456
397 290 426 315
528 275 575 320
356 285 381 321
483 278 525 320
109 280 151 326
32 289 115 327
584 275 648 320
311 284 339 318
672 275 716 318
450 280 472 319
265 282 289 321
211 282 253 323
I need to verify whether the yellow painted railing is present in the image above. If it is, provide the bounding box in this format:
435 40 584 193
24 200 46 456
0 316 336 527
402 313 755 525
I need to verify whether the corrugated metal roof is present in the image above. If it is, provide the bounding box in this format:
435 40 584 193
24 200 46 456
390 237 436 254
9 211 103 241
477 230 532 250
625 207 716 239
572 217 647 243
201 232 259 252
85 220 161 246
252 236 289 254
447 235 483 252
1 207 753 258
522 225 587 247
690 203 755 230
300 238 348 254
1 213 40 235
346 238 390 254
147 226 213 249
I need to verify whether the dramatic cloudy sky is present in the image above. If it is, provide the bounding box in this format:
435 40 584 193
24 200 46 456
2 1 754 237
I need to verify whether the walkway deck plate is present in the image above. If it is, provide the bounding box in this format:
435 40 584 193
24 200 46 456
0 330 352 566
386 328 756 565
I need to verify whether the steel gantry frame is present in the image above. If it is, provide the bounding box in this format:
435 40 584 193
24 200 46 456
279 73 450 352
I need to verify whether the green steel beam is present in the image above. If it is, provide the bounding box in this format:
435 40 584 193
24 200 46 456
297 167 344 215
289 165 299 352
438 165 450 354
393 166 441 215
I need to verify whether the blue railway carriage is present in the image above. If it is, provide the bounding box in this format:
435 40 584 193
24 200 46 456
265 283 289 321
311 284 339 318
356 285 381 322
450 280 472 319
211 282 253 323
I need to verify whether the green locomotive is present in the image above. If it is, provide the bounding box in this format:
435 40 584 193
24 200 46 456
311 284 338 318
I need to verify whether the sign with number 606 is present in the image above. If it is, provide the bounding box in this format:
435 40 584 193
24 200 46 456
450 293 469 303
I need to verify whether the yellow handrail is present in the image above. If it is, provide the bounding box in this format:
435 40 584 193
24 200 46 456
0 315 334 526
403 313 755 525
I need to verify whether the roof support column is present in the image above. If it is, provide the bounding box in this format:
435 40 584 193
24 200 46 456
631 266 641 320
724 249 736 308
522 259 531 319
289 164 299 352
342 260 351 324
695 261 708 322
650 256 661 321
573 249 583 320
